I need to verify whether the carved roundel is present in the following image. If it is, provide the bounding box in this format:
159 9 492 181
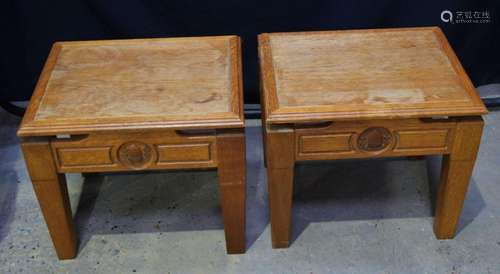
357 127 392 152
117 141 155 169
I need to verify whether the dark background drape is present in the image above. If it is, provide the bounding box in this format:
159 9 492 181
1 0 499 105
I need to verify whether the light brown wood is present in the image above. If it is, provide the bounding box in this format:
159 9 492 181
265 126 295 248
259 27 487 248
295 119 456 160
57 147 114 167
396 129 449 150
300 133 352 153
18 36 244 137
434 117 483 238
51 130 217 173
21 139 77 260
216 129 246 253
157 143 211 162
18 35 246 258
258 27 487 124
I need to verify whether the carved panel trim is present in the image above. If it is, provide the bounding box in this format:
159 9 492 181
117 141 156 170
294 119 456 161
299 133 354 154
157 143 211 163
394 129 450 152
356 127 393 152
56 147 114 168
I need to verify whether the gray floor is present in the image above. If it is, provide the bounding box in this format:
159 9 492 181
1 107 500 274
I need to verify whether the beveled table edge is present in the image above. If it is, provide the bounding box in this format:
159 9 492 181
265 106 488 125
18 35 245 137
18 116 245 137
258 26 488 125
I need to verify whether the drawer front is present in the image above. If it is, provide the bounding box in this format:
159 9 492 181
296 119 455 160
51 131 217 172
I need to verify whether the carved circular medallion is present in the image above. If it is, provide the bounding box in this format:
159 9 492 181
357 127 392 152
118 141 154 169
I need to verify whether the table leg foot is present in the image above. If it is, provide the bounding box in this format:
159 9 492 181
268 167 294 248
434 158 476 238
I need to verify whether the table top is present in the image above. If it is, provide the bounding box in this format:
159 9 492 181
259 27 487 124
18 36 244 137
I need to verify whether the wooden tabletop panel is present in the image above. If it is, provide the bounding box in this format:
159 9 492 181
18 36 244 137
259 27 487 124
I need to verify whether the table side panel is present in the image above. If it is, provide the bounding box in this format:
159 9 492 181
50 130 218 173
295 119 457 161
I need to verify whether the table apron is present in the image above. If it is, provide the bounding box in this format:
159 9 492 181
49 130 218 173
294 119 457 161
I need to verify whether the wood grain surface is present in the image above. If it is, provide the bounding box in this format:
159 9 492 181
434 117 483 238
18 36 244 137
50 130 217 173
259 27 487 124
295 118 457 160
260 27 487 248
216 128 247 253
21 139 77 259
18 35 247 257
264 125 295 248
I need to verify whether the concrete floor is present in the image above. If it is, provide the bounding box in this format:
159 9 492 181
1 107 500 274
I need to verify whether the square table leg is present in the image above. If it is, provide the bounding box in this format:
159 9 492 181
216 129 247 253
265 126 295 248
21 139 77 260
434 117 484 238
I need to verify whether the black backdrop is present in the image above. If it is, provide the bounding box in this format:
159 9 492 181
1 0 499 105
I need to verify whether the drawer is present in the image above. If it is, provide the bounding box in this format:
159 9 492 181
51 131 217 172
296 119 456 160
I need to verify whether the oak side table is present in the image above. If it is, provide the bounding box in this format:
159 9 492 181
18 36 246 259
258 27 488 248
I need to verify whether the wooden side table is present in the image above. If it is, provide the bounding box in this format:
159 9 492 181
18 36 246 259
258 27 488 248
